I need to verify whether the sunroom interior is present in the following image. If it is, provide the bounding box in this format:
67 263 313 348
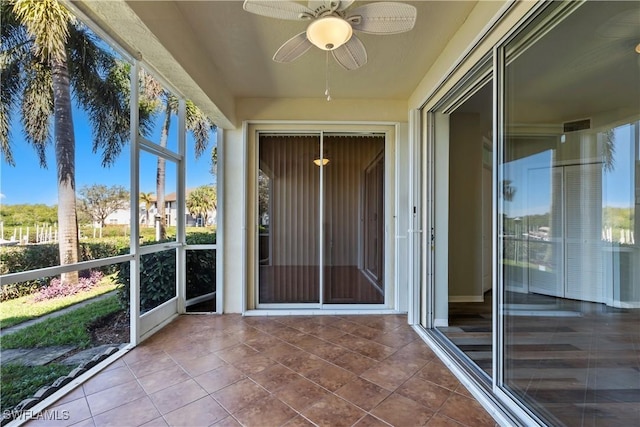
4 0 639 426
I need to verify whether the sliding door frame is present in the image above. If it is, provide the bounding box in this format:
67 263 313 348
244 122 399 314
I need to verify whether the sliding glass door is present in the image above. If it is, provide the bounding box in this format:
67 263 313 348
258 135 321 304
323 136 385 304
257 133 385 307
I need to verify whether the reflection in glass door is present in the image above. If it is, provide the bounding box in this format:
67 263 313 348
258 135 320 304
257 134 385 306
323 136 385 304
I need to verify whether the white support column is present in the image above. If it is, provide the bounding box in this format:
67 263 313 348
129 60 141 345
216 127 225 314
407 109 422 325
177 99 187 313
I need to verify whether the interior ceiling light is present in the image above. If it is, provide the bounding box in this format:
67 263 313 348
313 158 330 166
243 0 416 100
306 16 353 50
635 42 640 54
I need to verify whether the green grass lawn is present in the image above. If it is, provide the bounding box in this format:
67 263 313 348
0 294 122 350
0 294 125 415
1 363 72 415
0 279 119 329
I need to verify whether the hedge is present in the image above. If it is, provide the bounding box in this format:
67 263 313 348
0 239 128 301
1 232 216 303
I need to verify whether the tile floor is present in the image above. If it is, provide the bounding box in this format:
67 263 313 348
25 314 497 427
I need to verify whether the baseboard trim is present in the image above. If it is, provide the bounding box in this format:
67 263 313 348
449 295 485 303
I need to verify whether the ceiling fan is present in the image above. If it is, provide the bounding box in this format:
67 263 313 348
242 0 417 71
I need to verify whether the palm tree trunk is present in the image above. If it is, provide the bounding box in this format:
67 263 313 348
156 101 172 240
51 52 79 284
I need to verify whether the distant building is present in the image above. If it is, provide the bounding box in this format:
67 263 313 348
99 189 216 227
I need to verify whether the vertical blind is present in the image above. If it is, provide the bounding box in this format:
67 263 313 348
258 134 385 305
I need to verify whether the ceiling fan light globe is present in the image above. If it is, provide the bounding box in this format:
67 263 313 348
306 16 353 51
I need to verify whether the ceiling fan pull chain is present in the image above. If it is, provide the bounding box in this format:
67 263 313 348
325 50 332 101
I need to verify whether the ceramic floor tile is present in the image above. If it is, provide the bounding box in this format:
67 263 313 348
214 344 259 364
175 351 226 377
148 378 208 415
396 376 452 411
329 351 379 375
417 360 463 391
258 342 300 362
233 395 298 427
274 376 333 412
138 417 168 427
280 351 329 375
137 363 191 395
194 364 246 394
163 395 229 426
54 385 85 405
211 417 242 427
231 353 276 375
127 352 177 378
302 393 366 427
81 365 136 396
425 413 467 426
212 378 270 414
352 414 391 427
250 363 301 392
68 418 97 427
360 360 413 391
371 393 434 427
282 415 316 426
24 396 92 427
26 314 497 427
304 363 357 392
85 379 147 416
335 377 392 411
437 392 496 427
92 396 160 427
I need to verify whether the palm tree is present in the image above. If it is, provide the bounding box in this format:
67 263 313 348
149 89 216 239
186 185 217 227
1 0 134 283
139 191 154 227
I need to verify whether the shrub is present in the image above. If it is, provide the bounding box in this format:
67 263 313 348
115 249 175 313
32 271 104 302
0 245 59 301
0 240 127 301
116 232 217 311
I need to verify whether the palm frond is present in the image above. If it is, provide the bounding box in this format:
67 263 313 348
66 25 130 167
602 129 615 173
1 1 31 166
185 100 216 158
0 56 24 166
11 0 74 62
20 61 53 168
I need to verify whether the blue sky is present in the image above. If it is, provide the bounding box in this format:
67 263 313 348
504 123 636 218
1 106 217 206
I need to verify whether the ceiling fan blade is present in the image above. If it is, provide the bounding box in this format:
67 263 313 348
273 32 314 63
308 0 354 13
347 2 417 34
243 0 314 20
336 0 355 11
331 35 367 70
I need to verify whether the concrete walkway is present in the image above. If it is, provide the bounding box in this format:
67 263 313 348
0 290 117 337
0 291 122 367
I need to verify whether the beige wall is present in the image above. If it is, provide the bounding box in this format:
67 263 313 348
237 98 407 124
220 1 542 313
448 113 484 300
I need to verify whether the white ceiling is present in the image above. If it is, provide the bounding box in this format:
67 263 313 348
122 0 477 100
75 1 639 129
